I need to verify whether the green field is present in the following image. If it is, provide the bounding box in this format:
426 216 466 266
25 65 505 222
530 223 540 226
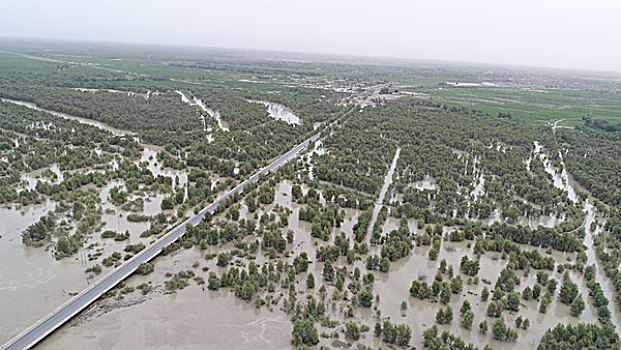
412 86 621 124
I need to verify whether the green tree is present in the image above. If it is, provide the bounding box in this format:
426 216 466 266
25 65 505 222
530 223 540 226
479 320 488 334
292 319 319 346
462 310 474 329
570 294 585 317
323 261 334 281
306 273 315 289
345 321 360 340
481 286 490 301
559 278 579 304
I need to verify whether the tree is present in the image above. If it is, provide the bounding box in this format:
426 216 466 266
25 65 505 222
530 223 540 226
450 276 463 294
506 292 520 311
428 246 439 260
538 323 619 349
292 319 319 346
440 283 452 304
462 310 474 329
436 306 453 324
379 321 411 346
291 184 303 200
559 278 579 305
374 322 382 337
487 300 503 318
379 257 390 272
532 284 542 299
522 318 530 329
479 320 488 334
208 272 220 290
540 292 553 313
345 321 360 340
481 286 490 301
460 300 471 316
323 261 334 281
515 316 523 328
306 273 315 289
492 317 507 341
522 286 533 300
55 235 80 259
293 252 309 273
547 278 558 293
359 288 373 307
460 255 480 276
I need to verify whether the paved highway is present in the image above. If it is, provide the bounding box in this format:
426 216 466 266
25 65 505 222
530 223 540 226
2 133 320 350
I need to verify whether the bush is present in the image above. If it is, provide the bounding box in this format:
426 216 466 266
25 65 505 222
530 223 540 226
136 262 154 275
292 319 319 346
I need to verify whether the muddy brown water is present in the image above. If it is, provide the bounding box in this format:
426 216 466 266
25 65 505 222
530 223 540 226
3 135 621 349
0 201 88 343
37 285 292 350
0 143 196 344
26 180 610 349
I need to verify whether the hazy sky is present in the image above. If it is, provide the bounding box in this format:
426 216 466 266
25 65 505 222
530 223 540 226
1 0 620 72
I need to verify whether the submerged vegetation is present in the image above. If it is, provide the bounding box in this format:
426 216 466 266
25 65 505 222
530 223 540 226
1 41 621 349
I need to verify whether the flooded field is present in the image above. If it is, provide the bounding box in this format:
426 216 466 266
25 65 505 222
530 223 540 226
26 166 619 349
37 286 292 350
1 101 618 350
176 90 229 132
0 202 91 342
248 100 301 125
371 227 599 349
304 140 326 180
0 98 129 136
0 99 209 344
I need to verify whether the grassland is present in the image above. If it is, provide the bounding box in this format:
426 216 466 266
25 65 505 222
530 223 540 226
411 86 621 125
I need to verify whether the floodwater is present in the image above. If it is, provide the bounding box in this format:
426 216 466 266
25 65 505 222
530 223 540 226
22 177 620 349
470 155 485 200
198 104 229 132
0 139 195 344
372 234 599 350
4 119 620 350
19 164 64 192
1 98 129 137
0 99 152 343
71 88 148 99
413 175 437 191
0 201 88 344
36 181 304 349
479 208 566 229
583 201 621 334
37 286 292 350
304 140 326 180
533 142 576 202
248 100 301 125
532 141 621 333
176 91 229 132
367 147 400 238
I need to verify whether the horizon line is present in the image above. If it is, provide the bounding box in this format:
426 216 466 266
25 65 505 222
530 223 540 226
2 35 621 77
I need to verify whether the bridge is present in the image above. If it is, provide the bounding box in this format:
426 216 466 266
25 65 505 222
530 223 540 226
2 133 320 350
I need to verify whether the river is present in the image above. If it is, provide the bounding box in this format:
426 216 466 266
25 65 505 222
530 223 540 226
534 141 621 333
175 90 229 132
0 98 129 137
367 146 400 239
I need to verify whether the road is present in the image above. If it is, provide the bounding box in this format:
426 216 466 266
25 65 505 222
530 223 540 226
2 132 320 350
360 87 382 108
552 118 576 132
